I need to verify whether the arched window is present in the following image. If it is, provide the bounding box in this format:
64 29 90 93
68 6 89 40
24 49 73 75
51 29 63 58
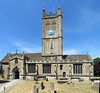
52 20 56 25
63 72 66 77
46 21 50 25
15 58 18 64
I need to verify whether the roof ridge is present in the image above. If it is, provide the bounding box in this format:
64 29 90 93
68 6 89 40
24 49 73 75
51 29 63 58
7 53 42 55
64 54 87 56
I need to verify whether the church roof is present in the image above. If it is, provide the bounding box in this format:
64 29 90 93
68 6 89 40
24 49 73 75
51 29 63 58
25 53 42 61
62 54 92 61
1 54 10 63
1 53 92 63
1 53 43 63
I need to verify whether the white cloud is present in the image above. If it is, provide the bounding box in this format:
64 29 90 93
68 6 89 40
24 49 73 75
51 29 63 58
14 41 23 47
13 40 42 53
63 49 78 55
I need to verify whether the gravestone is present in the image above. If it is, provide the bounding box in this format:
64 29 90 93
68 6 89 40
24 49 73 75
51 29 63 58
51 81 54 93
33 84 38 93
4 87 5 93
46 78 48 81
91 82 100 92
70 82 74 86
41 82 45 90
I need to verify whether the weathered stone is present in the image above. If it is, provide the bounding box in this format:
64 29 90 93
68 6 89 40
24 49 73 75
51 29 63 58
46 78 48 81
91 82 100 92
57 80 68 84
79 78 84 82
4 87 6 93
59 77 69 80
51 81 54 93
33 84 38 93
70 82 74 86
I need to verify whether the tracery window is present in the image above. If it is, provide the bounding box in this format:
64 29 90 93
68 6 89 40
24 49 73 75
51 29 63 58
52 20 56 25
28 64 35 73
43 64 51 73
46 21 50 25
73 64 82 74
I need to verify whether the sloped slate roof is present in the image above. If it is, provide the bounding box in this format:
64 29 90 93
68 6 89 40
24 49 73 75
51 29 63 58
1 54 10 62
25 53 42 61
1 53 92 63
62 55 92 61
1 53 42 63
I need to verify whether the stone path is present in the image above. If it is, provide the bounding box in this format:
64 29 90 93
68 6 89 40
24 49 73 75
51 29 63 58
0 79 24 93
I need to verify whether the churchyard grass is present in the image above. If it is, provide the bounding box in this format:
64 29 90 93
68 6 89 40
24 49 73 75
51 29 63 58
7 80 98 93
0 78 6 80
93 77 100 79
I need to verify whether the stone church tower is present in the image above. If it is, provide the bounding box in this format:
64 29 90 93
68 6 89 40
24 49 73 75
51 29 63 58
42 5 63 60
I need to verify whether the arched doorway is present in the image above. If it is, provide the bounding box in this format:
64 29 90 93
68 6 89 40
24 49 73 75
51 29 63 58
13 67 20 79
63 72 66 77
14 70 19 79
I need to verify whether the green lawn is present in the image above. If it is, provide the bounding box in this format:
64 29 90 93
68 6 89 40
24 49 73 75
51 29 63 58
93 77 100 79
7 80 98 93
0 78 6 80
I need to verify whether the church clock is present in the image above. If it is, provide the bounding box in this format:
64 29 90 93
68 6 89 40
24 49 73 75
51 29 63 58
48 30 54 36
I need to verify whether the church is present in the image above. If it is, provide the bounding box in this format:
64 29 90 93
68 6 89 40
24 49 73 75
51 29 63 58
1 5 93 81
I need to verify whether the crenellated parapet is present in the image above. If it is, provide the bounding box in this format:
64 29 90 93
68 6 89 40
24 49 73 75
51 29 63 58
25 58 92 64
42 5 62 18
44 12 57 17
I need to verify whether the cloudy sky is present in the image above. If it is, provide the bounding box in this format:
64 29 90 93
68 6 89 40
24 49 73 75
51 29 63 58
0 0 100 61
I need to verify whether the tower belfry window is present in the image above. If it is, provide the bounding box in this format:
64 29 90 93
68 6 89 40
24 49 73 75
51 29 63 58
46 21 50 25
52 20 56 25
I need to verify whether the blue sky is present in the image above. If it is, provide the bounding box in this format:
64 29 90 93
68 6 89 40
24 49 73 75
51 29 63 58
0 0 100 61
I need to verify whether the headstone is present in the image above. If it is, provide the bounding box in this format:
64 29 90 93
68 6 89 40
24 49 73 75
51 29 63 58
70 82 74 86
33 84 38 93
46 78 48 81
51 81 54 93
54 90 57 93
4 87 5 93
91 82 100 92
79 78 84 82
41 82 45 90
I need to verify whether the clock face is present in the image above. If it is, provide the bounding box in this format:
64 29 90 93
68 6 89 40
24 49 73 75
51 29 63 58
48 30 54 36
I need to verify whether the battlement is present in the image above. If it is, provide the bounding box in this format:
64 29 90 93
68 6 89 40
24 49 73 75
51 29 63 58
43 5 62 18
44 12 57 17
25 59 92 64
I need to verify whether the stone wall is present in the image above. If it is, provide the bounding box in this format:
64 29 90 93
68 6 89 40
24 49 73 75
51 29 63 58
2 64 9 78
